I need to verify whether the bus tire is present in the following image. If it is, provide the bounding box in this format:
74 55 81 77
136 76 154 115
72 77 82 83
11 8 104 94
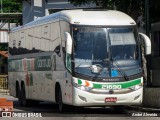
16 82 21 104
58 88 67 112
20 84 29 107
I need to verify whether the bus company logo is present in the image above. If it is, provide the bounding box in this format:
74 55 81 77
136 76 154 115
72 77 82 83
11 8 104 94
36 57 52 71
1 112 12 117
37 59 51 68
1 112 42 117
102 78 119 82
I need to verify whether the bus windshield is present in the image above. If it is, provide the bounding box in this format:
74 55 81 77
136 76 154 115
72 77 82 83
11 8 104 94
73 27 108 67
109 28 138 60
72 26 141 79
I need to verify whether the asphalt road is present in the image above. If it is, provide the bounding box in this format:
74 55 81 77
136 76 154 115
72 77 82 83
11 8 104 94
0 99 155 120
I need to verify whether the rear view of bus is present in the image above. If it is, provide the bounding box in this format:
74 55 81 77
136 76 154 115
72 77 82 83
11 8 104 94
64 10 151 107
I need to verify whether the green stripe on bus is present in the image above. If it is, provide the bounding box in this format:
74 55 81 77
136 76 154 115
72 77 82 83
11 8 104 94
77 78 141 89
93 79 141 89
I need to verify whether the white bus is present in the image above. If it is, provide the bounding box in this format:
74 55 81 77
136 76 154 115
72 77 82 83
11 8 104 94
8 9 151 112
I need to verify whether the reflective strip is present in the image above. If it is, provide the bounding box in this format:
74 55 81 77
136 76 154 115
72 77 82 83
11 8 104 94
74 77 142 89
93 79 141 89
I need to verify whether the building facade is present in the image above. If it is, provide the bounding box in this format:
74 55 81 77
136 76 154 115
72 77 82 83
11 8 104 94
149 0 160 86
22 0 96 24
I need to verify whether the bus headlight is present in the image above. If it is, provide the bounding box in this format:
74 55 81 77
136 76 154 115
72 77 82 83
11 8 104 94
72 82 92 91
129 84 143 90
79 86 92 91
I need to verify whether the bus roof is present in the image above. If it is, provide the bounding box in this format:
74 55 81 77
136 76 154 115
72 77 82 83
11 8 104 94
60 9 136 26
12 9 136 31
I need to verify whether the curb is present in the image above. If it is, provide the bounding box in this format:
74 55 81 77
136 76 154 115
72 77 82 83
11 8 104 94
127 106 160 113
0 93 18 101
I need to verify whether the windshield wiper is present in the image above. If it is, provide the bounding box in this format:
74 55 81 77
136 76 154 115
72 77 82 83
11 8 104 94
109 45 129 81
111 58 129 81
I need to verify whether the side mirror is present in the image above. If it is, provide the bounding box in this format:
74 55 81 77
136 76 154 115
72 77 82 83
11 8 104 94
139 33 151 55
65 32 73 54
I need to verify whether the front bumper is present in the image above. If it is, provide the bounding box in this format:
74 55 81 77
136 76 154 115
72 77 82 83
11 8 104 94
72 87 143 106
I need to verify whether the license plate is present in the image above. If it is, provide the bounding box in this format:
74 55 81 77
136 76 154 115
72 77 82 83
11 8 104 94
105 97 117 102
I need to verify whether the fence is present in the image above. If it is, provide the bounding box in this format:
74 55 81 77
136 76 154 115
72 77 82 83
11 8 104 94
0 75 8 94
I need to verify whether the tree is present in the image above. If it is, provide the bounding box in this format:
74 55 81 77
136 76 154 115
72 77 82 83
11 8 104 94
68 0 144 20
0 0 22 13
150 0 160 23
69 0 160 23
0 0 22 23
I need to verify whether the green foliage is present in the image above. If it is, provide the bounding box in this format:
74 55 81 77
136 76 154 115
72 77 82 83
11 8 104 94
150 0 160 23
69 0 160 23
0 0 22 13
69 0 144 20
69 0 113 8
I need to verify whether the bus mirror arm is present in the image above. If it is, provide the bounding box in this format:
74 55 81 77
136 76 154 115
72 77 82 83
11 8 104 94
65 32 73 54
139 33 151 55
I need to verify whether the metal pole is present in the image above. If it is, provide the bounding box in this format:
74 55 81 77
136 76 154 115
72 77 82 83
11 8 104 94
145 0 152 86
145 0 149 36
